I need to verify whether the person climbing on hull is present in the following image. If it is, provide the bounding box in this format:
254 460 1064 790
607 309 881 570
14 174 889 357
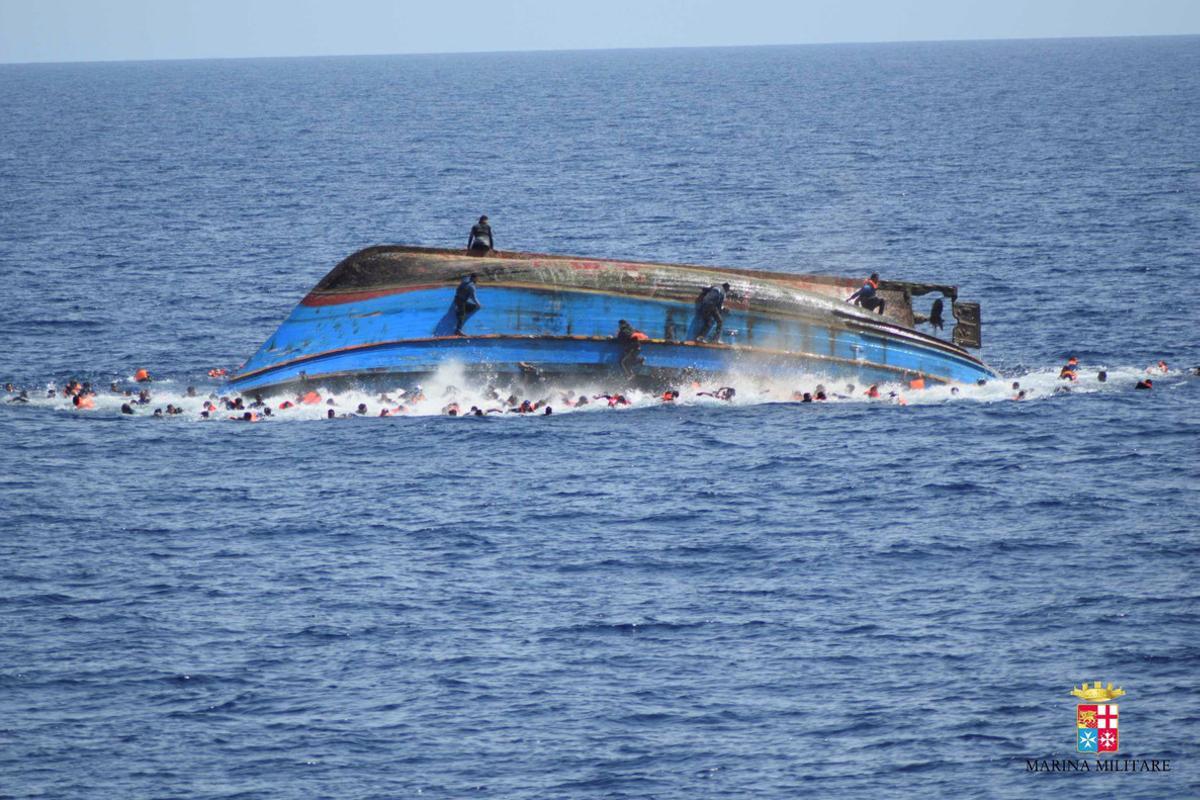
615 319 647 378
453 273 481 336
693 282 730 342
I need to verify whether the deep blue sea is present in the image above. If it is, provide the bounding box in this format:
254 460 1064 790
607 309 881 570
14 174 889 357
2 37 1198 798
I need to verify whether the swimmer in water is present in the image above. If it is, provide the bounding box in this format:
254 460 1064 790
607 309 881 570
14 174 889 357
327 409 336 419
697 387 736 401
865 385 880 399
356 403 368 415
543 406 553 415
1097 370 1107 383
801 392 813 403
1014 390 1026 401
1135 378 1153 390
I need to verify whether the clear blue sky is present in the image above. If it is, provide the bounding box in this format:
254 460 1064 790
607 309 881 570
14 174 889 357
1 0 1197 64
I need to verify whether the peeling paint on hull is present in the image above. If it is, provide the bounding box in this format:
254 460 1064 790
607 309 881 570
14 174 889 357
228 245 997 393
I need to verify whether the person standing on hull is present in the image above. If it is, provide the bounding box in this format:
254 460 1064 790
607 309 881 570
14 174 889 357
847 272 885 315
694 283 730 343
454 273 482 336
467 215 495 255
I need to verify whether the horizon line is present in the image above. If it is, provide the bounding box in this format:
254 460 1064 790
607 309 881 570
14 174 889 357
1 31 1196 68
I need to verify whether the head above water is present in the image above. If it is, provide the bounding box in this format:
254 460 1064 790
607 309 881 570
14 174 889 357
479 215 488 223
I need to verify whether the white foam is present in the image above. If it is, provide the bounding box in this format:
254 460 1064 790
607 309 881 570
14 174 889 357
2 363 1182 422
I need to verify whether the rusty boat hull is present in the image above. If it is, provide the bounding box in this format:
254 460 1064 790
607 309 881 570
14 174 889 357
227 245 996 393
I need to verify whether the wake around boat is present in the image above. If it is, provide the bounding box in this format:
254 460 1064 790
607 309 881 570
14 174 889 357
227 245 995 394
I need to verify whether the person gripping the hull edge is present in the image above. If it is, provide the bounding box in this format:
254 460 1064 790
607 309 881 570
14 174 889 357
467 215 495 255
616 319 647 378
848 272 885 315
454 273 482 336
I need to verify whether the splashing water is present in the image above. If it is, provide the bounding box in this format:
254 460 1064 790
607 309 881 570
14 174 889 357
2 361 1185 422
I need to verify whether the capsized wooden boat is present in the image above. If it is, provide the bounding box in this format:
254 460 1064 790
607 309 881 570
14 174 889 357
227 245 995 393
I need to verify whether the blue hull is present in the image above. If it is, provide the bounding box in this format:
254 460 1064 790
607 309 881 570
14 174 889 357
228 246 996 393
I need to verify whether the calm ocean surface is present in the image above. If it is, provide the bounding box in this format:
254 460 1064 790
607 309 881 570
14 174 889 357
1 37 1198 798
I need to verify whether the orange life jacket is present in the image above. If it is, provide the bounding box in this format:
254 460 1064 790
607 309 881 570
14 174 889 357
300 391 321 405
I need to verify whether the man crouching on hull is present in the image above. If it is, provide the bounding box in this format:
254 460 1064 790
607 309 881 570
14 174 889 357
848 272 885 314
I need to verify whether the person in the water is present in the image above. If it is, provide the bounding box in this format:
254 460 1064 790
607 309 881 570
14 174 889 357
467 215 494 254
847 273 885 314
453 274 481 336
697 386 736 401
694 283 730 342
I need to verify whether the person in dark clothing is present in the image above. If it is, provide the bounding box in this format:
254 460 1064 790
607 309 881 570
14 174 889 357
929 298 944 331
847 273 885 314
467 215 494 254
694 283 730 342
616 319 645 378
454 273 481 335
